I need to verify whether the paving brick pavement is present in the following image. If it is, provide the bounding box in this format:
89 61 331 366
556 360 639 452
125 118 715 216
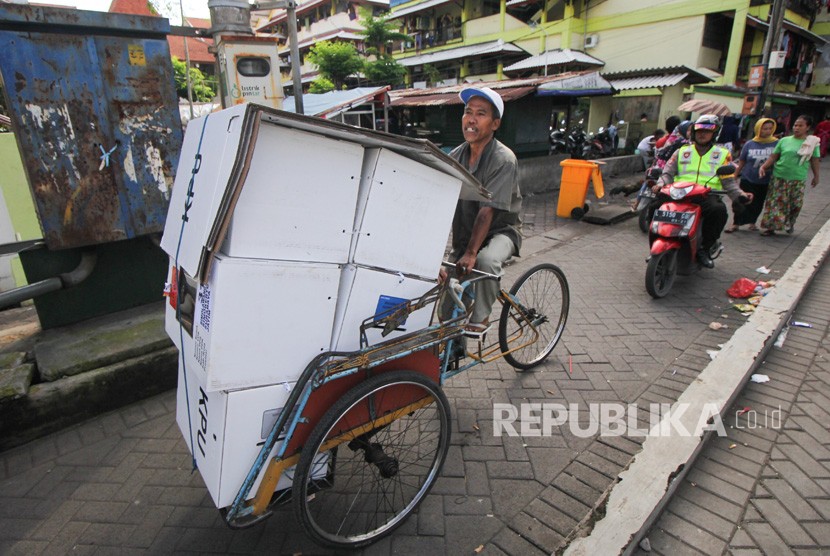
0 163 829 554
637 254 830 555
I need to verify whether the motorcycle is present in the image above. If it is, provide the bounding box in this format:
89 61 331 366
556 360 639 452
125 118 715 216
566 123 588 159
635 167 662 233
549 126 567 155
583 126 615 159
644 165 736 299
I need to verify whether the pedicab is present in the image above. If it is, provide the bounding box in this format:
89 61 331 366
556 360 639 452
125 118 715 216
160 103 569 549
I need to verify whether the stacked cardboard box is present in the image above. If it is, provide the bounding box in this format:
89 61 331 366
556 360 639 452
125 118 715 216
160 103 485 508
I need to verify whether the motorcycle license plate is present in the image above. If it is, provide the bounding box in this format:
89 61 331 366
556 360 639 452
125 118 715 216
653 210 691 226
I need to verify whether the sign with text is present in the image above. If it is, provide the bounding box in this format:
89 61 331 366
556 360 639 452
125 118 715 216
748 65 764 88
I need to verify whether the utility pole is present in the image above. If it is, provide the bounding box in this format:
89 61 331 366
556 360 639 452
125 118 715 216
207 0 304 114
756 0 786 118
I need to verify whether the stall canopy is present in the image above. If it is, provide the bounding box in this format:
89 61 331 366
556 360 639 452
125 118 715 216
282 86 389 119
535 71 615 96
388 71 614 108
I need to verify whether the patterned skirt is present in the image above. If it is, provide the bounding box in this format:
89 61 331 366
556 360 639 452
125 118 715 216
759 177 806 232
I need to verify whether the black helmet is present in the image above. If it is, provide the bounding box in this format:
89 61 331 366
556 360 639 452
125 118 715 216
692 114 720 143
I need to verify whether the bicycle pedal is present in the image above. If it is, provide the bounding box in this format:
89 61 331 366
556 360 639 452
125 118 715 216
463 324 491 339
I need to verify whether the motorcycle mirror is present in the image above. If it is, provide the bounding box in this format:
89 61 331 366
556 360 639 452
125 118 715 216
716 164 736 176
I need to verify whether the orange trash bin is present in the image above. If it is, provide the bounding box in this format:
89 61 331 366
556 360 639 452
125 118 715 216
557 159 605 219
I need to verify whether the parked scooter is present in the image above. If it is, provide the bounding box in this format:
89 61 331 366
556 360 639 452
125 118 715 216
644 165 736 299
549 123 567 155
583 127 615 159
566 123 588 159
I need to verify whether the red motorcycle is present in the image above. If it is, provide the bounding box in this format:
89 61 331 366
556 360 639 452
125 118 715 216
645 166 735 298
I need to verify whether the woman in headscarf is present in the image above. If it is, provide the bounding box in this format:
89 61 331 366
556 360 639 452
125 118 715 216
758 115 821 236
726 118 777 233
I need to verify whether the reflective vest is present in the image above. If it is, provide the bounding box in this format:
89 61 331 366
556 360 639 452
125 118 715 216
675 144 730 190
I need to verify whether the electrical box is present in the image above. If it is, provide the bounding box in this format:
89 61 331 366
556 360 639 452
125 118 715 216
217 36 284 109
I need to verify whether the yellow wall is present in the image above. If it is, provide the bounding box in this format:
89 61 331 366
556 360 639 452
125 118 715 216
544 34 562 51
514 37 542 56
586 17 703 73
465 14 502 37
658 85 686 128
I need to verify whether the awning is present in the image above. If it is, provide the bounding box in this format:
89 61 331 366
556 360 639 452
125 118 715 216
504 49 604 72
388 71 615 107
390 86 536 107
602 65 713 87
282 86 390 117
609 73 688 91
536 71 614 96
506 0 539 7
746 14 827 45
397 39 525 67
388 0 453 20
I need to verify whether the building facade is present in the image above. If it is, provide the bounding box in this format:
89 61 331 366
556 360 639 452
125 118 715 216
387 0 828 132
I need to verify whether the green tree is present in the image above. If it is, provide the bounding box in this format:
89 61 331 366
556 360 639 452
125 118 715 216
309 77 335 94
306 41 364 90
363 56 407 87
172 57 216 102
359 8 410 57
422 64 443 87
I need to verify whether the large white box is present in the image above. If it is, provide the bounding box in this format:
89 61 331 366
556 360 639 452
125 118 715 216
330 264 436 352
160 104 248 277
351 148 462 278
166 253 341 392
222 125 364 263
175 364 327 508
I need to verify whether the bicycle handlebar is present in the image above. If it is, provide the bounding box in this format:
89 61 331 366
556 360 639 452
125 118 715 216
441 261 500 281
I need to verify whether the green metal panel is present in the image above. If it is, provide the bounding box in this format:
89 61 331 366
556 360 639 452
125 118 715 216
19 237 167 329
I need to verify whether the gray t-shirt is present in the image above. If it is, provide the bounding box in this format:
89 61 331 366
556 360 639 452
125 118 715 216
448 138 522 257
738 139 778 185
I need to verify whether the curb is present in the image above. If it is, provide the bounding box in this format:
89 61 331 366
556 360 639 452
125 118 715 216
563 217 830 555
0 346 178 451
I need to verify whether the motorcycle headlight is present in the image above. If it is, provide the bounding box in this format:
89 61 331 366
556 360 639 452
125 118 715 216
670 185 693 200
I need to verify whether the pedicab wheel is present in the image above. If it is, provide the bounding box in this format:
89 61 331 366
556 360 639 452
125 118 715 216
498 263 569 371
645 250 677 299
292 370 451 550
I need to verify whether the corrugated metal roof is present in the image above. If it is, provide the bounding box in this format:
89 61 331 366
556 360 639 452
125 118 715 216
397 39 524 67
504 49 604 72
609 73 688 91
602 65 713 86
282 86 389 117
388 0 452 19
390 86 536 107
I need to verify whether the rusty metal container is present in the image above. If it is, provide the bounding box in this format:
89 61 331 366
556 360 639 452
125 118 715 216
0 4 183 250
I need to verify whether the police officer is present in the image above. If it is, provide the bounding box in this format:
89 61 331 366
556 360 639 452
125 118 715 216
655 114 753 268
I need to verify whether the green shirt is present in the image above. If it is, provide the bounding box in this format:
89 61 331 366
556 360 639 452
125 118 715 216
449 138 523 256
773 136 819 182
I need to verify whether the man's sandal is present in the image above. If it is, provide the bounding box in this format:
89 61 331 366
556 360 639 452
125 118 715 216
463 321 491 339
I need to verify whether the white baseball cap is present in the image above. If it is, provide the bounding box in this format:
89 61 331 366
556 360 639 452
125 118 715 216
459 87 504 119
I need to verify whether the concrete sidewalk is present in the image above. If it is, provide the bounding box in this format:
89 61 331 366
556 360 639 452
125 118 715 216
0 159 828 554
